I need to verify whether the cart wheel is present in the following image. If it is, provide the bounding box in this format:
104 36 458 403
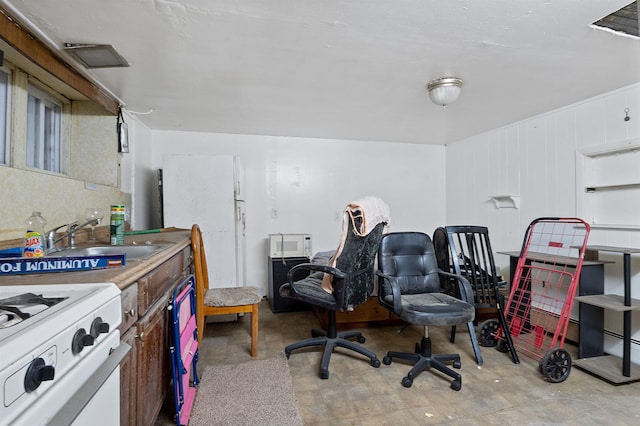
478 319 499 347
496 339 510 353
539 348 571 383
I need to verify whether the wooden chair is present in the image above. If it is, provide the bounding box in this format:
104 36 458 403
191 224 260 357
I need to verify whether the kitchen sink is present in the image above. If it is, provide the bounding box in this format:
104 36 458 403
53 244 170 261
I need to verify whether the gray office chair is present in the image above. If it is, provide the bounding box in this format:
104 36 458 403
376 231 476 390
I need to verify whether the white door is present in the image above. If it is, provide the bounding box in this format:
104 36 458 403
163 154 238 288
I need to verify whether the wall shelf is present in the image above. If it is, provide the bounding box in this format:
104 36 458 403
580 137 640 157
489 195 520 209
585 182 640 192
587 224 640 231
576 138 640 228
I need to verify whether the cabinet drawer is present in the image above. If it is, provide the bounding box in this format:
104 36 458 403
137 252 184 315
119 283 138 333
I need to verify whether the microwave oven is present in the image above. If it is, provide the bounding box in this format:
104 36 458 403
269 234 312 258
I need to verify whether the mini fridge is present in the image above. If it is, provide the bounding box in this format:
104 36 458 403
268 256 311 313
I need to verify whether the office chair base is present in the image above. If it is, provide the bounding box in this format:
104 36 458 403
284 331 380 379
383 336 462 391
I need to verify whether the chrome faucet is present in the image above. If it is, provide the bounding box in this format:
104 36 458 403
46 219 100 252
46 223 75 253
67 219 101 249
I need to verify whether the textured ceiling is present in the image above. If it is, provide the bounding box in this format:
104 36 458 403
2 0 639 145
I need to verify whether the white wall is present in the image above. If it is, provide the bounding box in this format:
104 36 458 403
446 82 640 363
147 131 446 295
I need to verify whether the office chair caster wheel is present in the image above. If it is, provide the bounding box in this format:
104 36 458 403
539 348 571 383
383 355 392 365
453 360 461 369
371 358 381 368
478 319 499 347
320 369 329 380
450 379 461 391
401 376 413 388
284 350 291 359
496 339 510 353
357 335 366 343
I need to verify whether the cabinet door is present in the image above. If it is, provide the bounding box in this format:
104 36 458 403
135 294 171 426
119 283 138 333
120 327 138 426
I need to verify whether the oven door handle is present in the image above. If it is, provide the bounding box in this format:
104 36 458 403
48 342 131 426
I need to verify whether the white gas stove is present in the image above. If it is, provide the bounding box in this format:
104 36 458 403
0 283 125 426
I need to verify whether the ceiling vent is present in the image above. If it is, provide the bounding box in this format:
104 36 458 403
63 43 129 68
592 1 639 38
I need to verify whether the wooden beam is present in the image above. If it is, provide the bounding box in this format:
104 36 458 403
0 8 119 114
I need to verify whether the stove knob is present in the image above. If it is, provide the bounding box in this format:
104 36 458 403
72 328 95 355
24 357 55 392
90 317 110 338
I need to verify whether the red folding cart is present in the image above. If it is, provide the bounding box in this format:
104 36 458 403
496 217 590 382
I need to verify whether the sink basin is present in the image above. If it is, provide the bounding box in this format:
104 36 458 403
54 244 170 260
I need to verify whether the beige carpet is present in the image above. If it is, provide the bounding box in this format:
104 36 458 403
189 353 302 426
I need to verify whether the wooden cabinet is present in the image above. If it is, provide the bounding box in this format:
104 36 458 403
119 327 138 425
120 248 191 426
315 296 402 330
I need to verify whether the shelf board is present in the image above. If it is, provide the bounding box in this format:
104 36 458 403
587 224 640 230
585 182 640 192
574 355 640 384
488 195 520 209
575 294 640 311
580 137 640 157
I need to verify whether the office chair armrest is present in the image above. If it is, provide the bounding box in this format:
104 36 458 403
375 270 402 314
437 269 474 304
285 263 348 298
287 263 347 281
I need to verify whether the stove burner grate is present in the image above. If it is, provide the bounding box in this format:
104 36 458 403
0 292 67 328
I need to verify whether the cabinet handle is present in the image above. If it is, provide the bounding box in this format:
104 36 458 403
125 308 136 317
136 332 144 341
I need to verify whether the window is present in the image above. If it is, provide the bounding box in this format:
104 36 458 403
27 84 62 172
0 69 10 165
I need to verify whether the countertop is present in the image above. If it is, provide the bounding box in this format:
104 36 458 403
0 229 191 290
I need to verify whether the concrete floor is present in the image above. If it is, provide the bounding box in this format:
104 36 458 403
158 300 640 425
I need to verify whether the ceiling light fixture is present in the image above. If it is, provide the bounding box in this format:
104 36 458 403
426 77 463 108
63 43 129 68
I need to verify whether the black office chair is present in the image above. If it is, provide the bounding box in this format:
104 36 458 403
280 217 386 379
376 232 476 390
